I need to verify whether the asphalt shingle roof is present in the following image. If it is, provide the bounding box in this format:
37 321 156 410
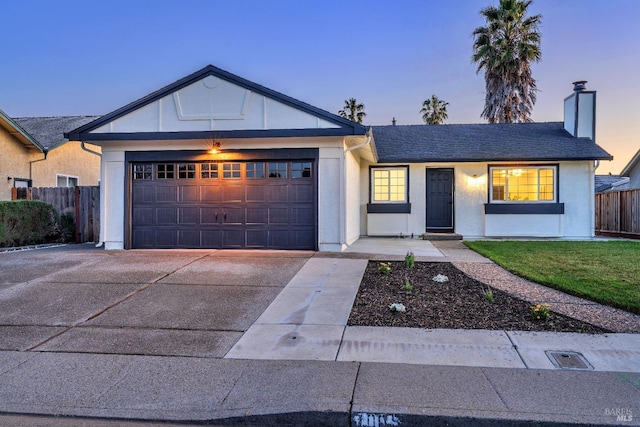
372 122 612 163
14 116 101 151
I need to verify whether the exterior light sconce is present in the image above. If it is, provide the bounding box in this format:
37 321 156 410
207 141 221 155
468 174 482 187
7 177 12 181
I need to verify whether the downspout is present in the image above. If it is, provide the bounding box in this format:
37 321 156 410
28 150 48 181
79 140 104 247
342 129 373 249
591 160 600 238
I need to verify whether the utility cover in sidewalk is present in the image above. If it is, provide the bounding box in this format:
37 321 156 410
546 351 593 370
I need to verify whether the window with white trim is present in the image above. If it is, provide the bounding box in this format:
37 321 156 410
56 174 78 187
490 166 556 202
371 167 408 203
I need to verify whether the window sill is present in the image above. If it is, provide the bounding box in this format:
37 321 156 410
367 203 411 214
484 203 564 215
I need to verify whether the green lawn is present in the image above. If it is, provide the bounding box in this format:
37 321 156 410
464 240 640 314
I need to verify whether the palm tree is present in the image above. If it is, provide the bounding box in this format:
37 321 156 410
472 0 542 123
338 98 366 124
420 95 449 125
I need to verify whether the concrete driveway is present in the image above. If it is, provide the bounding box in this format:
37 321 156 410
0 245 312 358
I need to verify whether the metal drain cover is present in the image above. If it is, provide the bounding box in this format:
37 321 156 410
546 351 593 370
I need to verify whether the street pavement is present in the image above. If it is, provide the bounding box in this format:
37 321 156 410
0 240 638 426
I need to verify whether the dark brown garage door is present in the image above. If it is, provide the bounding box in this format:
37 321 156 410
130 160 316 249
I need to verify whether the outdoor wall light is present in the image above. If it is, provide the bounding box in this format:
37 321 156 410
207 141 221 155
467 174 482 187
7 177 12 181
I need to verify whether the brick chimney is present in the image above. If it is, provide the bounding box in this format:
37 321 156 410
563 80 596 141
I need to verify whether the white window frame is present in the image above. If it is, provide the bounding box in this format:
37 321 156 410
370 166 409 204
489 165 557 203
56 174 79 188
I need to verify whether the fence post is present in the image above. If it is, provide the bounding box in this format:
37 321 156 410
75 186 81 243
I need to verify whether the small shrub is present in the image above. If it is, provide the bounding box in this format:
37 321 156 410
402 280 413 291
531 304 551 321
378 262 391 275
432 274 449 283
483 289 494 303
404 251 415 268
58 212 76 243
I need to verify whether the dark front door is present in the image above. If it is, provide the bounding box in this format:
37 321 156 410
426 168 454 232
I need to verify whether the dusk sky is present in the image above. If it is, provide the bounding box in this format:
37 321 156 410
2 0 638 174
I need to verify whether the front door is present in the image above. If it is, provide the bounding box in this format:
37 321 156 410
426 168 454 232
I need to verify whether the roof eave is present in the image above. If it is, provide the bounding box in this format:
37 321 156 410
0 109 45 152
620 149 640 177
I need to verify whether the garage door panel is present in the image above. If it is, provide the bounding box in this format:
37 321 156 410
223 186 244 203
179 186 199 202
290 185 313 202
155 186 178 202
201 230 222 247
291 207 313 225
200 207 220 224
155 229 177 247
156 207 177 225
222 207 244 225
246 229 268 247
268 207 289 225
132 185 154 203
178 230 199 247
179 207 199 224
223 229 245 247
133 207 154 226
133 229 153 248
268 185 288 202
246 186 266 202
268 230 289 248
246 207 267 224
291 229 315 249
200 185 222 202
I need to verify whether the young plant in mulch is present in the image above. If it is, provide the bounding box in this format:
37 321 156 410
389 303 406 313
402 274 413 292
531 303 551 321
483 288 495 303
404 251 415 268
432 274 449 283
378 262 391 275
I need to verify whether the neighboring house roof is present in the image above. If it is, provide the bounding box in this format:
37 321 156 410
594 174 630 193
65 65 366 141
0 108 44 152
371 122 612 163
620 148 640 177
14 116 100 151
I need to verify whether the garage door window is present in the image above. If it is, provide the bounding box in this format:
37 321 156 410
293 162 312 178
178 163 196 179
269 162 287 178
133 164 153 180
246 163 265 179
223 163 241 179
157 164 175 179
201 163 218 179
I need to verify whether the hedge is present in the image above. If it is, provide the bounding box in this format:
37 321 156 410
0 200 63 247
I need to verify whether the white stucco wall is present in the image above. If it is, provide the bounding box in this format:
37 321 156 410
344 150 361 245
96 136 352 250
361 160 596 239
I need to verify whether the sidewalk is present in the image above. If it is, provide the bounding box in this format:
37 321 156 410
0 239 638 426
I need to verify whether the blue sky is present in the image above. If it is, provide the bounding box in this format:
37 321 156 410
2 0 638 174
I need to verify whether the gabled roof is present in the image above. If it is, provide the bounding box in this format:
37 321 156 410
65 65 366 141
594 175 629 193
621 149 640 177
0 108 44 152
371 122 612 163
14 116 100 151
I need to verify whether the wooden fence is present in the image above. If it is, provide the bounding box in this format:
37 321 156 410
12 186 100 243
595 188 640 239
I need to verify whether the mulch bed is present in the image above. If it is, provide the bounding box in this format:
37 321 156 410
347 261 609 333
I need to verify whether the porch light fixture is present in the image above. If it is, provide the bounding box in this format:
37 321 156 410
207 141 221 155
468 173 482 187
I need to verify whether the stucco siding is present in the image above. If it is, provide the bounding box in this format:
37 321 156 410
31 141 101 187
361 160 596 239
0 126 32 200
344 149 361 245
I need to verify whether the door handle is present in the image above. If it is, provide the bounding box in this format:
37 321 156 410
224 212 227 221
215 212 218 221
